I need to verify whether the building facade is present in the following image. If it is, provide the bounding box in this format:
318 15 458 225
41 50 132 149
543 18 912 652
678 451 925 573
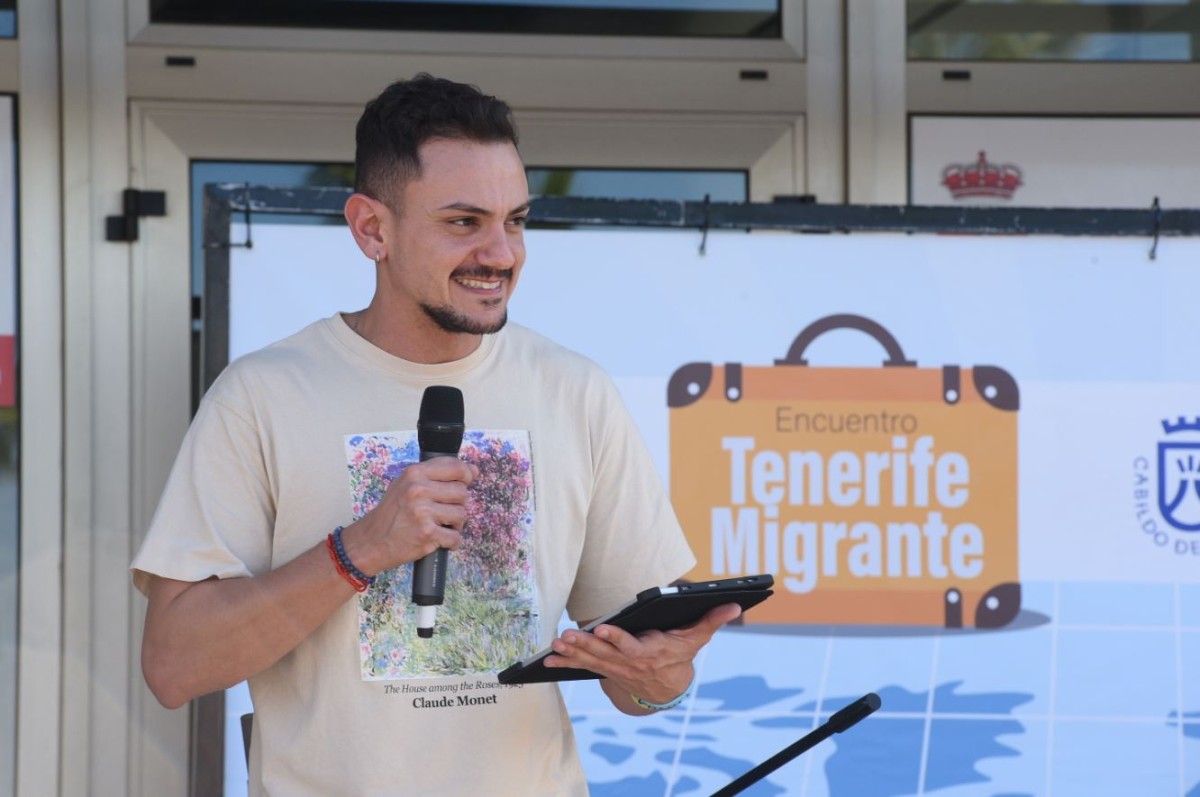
2 1 1199 794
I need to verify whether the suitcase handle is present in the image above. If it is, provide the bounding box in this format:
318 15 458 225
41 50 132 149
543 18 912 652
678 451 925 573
776 314 916 367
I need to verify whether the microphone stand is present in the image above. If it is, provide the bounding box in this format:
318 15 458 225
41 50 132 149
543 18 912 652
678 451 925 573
708 692 881 797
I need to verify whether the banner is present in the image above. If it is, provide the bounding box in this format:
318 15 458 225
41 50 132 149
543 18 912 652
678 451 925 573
229 224 1200 796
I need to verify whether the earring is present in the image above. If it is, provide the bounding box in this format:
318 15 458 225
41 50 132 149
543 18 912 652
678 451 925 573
373 252 382 265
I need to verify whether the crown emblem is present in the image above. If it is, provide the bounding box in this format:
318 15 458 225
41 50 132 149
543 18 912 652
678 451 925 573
941 151 1023 200
1162 417 1200 434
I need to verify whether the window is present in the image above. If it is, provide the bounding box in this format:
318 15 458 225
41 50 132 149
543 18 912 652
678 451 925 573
908 0 1200 62
190 162 352 296
0 93 17 797
528 167 747 202
0 0 14 38
150 0 781 38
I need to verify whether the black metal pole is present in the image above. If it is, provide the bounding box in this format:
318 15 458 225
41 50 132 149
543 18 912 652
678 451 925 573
708 692 881 797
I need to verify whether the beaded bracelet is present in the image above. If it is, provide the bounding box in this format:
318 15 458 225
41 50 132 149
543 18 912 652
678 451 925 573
326 535 368 592
631 673 695 712
326 534 369 592
326 526 374 592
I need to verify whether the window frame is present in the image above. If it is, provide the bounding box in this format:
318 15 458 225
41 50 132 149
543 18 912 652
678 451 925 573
126 0 806 61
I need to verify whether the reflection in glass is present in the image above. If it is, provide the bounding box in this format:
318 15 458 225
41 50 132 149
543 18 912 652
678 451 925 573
0 407 13 797
352 0 773 7
190 161 354 297
0 93 16 797
528 167 746 202
191 162 747 297
908 0 1199 62
150 0 781 38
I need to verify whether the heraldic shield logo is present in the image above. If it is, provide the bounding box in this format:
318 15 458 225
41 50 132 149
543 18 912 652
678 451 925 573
1158 418 1200 532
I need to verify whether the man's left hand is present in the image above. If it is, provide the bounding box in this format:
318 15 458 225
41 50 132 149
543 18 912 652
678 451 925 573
543 602 742 714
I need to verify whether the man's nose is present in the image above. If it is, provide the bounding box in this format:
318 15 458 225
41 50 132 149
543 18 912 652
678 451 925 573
476 223 520 268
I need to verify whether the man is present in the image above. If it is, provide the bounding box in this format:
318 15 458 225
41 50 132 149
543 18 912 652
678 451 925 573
134 74 739 796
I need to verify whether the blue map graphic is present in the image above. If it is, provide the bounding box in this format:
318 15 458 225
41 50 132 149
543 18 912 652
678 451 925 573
564 581 1200 796
577 680 1033 796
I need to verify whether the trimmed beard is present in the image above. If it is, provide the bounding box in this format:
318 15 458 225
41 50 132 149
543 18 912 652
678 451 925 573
420 302 509 335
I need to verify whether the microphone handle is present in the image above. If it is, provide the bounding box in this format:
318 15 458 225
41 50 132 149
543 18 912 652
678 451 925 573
412 449 455 605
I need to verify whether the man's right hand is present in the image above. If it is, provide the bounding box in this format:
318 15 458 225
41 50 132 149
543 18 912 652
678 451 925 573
141 456 476 709
341 456 478 576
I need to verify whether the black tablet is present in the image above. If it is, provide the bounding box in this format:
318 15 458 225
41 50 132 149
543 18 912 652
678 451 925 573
497 574 774 685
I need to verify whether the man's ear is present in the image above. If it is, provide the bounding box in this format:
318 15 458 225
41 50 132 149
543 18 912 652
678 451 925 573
344 193 387 261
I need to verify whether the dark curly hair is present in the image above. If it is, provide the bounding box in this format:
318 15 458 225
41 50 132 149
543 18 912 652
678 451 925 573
354 73 519 206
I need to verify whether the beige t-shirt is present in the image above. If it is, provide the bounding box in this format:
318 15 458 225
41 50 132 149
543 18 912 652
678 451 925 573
132 315 696 797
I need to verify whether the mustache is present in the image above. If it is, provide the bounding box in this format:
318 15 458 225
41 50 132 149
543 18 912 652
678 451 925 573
452 267 512 281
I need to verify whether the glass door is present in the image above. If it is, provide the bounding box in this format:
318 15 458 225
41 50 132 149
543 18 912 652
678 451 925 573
0 91 17 797
132 97 786 796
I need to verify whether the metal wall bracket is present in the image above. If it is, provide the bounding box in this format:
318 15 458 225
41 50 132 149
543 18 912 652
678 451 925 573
105 189 167 242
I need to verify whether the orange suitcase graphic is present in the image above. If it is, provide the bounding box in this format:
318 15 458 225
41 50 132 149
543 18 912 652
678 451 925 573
668 315 1021 629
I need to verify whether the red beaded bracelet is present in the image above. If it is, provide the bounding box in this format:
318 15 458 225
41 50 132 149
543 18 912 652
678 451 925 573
326 533 369 592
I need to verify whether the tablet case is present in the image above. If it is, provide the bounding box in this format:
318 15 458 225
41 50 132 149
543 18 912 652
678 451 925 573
497 574 774 685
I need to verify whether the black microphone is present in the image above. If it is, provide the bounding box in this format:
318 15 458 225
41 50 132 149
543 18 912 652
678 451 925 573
413 385 465 639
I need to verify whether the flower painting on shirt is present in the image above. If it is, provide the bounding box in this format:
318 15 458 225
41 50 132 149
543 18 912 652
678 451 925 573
345 429 538 680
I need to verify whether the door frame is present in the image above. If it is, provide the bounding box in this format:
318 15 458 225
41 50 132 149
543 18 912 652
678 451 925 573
129 96 805 795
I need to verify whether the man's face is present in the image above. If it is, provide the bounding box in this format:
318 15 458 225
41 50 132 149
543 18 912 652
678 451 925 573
378 138 529 340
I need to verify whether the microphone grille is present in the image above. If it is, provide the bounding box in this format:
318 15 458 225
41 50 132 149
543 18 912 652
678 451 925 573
418 386 465 452
419 385 464 423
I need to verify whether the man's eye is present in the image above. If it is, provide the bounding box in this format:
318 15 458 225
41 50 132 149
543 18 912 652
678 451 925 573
451 218 477 227
509 216 529 227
